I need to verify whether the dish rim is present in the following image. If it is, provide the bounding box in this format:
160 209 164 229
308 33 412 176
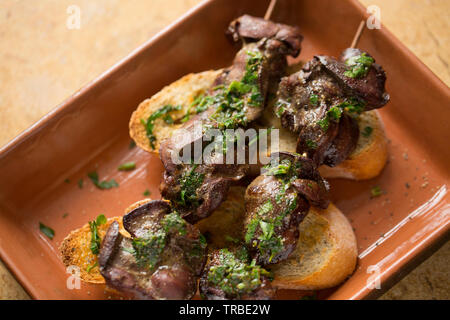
0 0 449 300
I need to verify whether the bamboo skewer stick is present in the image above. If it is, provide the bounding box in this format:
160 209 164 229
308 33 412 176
350 20 365 48
264 0 277 20
265 3 365 49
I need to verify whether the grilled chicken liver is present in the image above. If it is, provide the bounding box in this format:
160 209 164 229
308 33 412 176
98 200 207 300
244 152 329 265
275 48 389 166
228 14 303 58
199 246 275 300
159 15 303 224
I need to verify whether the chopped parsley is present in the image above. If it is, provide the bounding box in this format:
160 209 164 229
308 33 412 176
39 222 55 240
265 158 303 184
318 98 364 132
337 98 365 114
181 94 217 123
89 214 107 255
247 158 302 262
131 230 166 270
309 94 319 106
88 171 119 190
163 114 174 124
118 161 136 171
317 105 343 131
362 126 373 137
86 262 98 273
143 189 151 196
207 248 271 298
128 140 136 149
257 228 284 261
344 53 375 78
196 50 265 131
141 104 182 149
257 200 274 216
129 211 189 270
247 195 297 262
176 51 266 162
264 159 292 176
275 101 287 118
178 164 205 208
259 221 274 241
306 139 318 149
161 211 187 236
328 105 343 120
245 218 260 244
370 186 384 198
78 179 83 189
225 235 241 244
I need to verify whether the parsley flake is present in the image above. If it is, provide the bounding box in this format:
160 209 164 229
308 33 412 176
88 171 119 190
39 222 55 240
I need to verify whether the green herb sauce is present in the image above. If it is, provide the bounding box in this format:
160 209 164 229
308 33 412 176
344 53 375 78
309 94 319 106
244 159 301 262
306 139 318 149
337 98 365 114
141 104 182 149
181 94 214 122
129 211 188 270
206 50 264 130
315 97 365 133
161 211 187 236
89 214 107 255
207 248 271 297
178 164 205 208
175 51 266 206
317 105 342 131
180 50 265 129
131 230 166 270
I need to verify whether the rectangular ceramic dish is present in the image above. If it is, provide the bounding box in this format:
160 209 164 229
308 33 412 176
0 0 449 300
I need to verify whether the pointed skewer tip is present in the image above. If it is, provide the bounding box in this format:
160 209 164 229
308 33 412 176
350 20 366 49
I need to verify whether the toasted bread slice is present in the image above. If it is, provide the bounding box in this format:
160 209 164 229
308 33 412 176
59 216 125 284
197 187 357 290
124 198 153 213
269 203 357 290
129 70 222 153
318 111 388 180
195 186 247 249
59 198 154 284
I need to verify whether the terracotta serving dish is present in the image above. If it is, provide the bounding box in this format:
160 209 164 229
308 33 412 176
0 0 449 300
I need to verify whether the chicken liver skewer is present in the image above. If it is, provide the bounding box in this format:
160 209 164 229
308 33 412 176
159 15 303 224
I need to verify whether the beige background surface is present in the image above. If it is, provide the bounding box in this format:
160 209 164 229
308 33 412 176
0 0 448 299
